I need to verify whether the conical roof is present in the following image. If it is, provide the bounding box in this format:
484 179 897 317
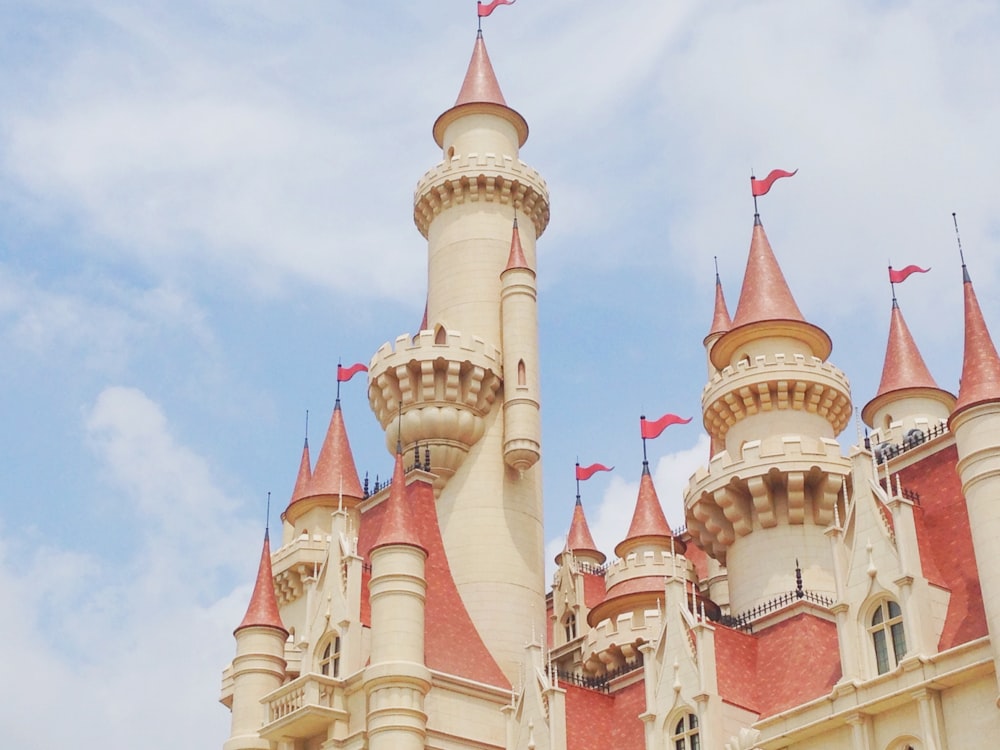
706 271 732 341
433 32 528 147
303 400 364 501
372 450 426 553
863 300 954 426
614 462 683 558
503 219 529 272
288 438 312 506
235 531 287 636
952 269 1000 418
560 497 605 565
712 217 832 367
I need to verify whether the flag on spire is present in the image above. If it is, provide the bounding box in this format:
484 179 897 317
640 413 692 440
478 0 515 17
888 265 930 284
337 362 368 382
576 462 613 481
751 168 797 197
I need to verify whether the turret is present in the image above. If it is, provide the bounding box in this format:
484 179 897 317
685 215 852 614
224 532 288 750
500 219 541 470
368 32 549 681
948 259 1000 700
704 269 732 457
365 449 431 750
862 297 955 445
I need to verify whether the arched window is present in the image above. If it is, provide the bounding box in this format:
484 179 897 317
517 358 526 386
869 600 906 674
670 713 700 750
319 634 341 678
563 612 577 642
434 325 447 345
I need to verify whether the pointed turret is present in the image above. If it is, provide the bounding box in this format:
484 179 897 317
433 31 528 148
373 449 426 553
301 402 363 500
236 531 287 636
706 271 732 342
711 217 832 368
504 217 530 271
557 496 605 566
862 299 955 437
615 462 683 559
288 438 312 506
952 269 1000 417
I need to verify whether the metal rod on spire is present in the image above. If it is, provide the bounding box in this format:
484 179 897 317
574 457 581 500
336 358 342 401
396 402 403 454
953 212 970 282
888 261 898 305
265 491 271 536
713 255 720 281
304 409 309 446
751 169 759 216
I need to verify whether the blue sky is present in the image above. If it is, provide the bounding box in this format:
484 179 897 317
2 1 999 746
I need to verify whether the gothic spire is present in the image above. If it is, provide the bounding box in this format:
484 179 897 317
235 531 287 636
953 268 1000 416
303 400 364 501
372 449 426 553
614 462 683 558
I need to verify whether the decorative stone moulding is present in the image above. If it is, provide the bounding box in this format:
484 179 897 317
270 535 330 606
684 435 851 564
413 152 550 239
368 330 502 491
702 352 852 440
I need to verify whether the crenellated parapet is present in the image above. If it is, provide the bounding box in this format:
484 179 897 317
413 152 550 239
685 435 850 563
368 329 503 490
271 533 331 606
702 352 852 444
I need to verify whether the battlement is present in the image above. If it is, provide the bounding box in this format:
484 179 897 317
271 534 332 606
413 153 550 238
604 549 694 590
368 330 503 489
702 352 852 440
583 609 661 676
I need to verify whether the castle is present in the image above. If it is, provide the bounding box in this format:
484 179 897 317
219 29 1000 750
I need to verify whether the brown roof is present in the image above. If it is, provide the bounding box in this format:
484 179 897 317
564 497 605 564
614 463 675 558
235 531 287 636
302 401 364 501
372 452 425 553
952 272 1000 417
503 219 530 272
731 217 805 328
288 438 312 506
454 31 507 107
706 272 732 340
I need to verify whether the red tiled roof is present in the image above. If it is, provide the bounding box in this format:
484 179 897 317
897 444 987 649
874 303 941 397
707 272 732 339
372 452 425 553
715 613 841 717
587 576 664 628
952 274 1000 417
682 538 710 582
609 681 646 748
565 498 605 564
583 571 607 609
615 464 675 558
565 684 613 750
235 531 287 636
731 218 805 328
454 31 507 107
503 219 530 272
358 475 509 688
288 438 312 506
301 401 364 501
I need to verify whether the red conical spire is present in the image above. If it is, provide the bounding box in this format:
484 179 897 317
455 31 507 107
953 271 1000 416
304 401 364 501
875 302 941 396
732 218 805 328
504 219 529 272
562 497 605 564
289 438 312 506
236 531 287 635
372 450 426 553
615 463 683 558
706 270 732 340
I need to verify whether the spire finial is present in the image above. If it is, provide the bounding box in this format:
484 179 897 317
713 255 720 281
954 212 971 283
265 491 271 536
396 402 403 455
304 409 309 447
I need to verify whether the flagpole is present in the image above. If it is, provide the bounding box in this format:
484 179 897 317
751 170 759 216
888 262 897 305
640 416 649 463
336 358 342 401
575 460 581 499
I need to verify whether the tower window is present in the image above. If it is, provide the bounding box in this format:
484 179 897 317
517 359 526 386
435 325 447 345
319 634 341 677
869 600 906 674
564 612 577 642
671 713 700 750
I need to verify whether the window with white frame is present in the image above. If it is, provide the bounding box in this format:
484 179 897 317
869 599 906 674
319 634 341 677
670 713 700 750
564 612 577 642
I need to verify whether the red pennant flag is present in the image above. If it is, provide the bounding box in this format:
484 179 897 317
478 0 515 17
751 168 797 197
640 413 692 440
576 463 613 481
888 265 930 284
337 362 368 383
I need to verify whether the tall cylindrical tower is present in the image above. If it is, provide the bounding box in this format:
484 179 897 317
684 216 852 614
368 32 550 682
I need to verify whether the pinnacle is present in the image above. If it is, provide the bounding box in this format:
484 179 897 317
707 271 732 340
372 450 426 552
614 462 676 558
504 219 529 272
454 32 507 107
235 531 287 636
303 401 364 501
953 272 1000 416
731 219 805 328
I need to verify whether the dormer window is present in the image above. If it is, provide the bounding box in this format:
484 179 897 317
319 634 341 678
671 713 700 750
869 600 906 674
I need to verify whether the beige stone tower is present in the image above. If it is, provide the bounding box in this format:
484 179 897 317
367 32 550 682
223 532 288 750
365 449 432 750
684 215 853 614
948 260 1000 699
